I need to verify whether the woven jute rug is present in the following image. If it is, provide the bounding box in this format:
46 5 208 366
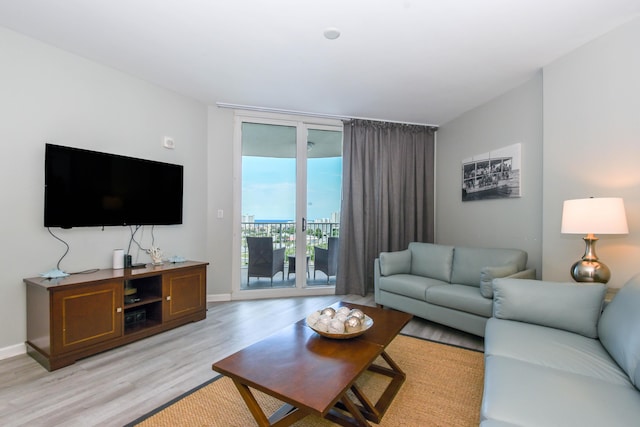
129 335 484 427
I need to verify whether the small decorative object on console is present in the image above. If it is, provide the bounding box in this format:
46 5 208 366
147 246 163 265
40 269 69 279
306 306 373 339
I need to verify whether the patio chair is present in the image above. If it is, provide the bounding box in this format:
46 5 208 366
313 237 340 283
247 237 286 286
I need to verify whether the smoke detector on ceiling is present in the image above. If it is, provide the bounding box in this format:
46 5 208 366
323 27 341 40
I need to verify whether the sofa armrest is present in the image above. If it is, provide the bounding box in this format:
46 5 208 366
480 265 518 298
506 268 536 280
480 267 537 298
374 258 382 303
492 278 605 338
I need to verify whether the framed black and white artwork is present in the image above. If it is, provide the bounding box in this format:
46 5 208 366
462 143 521 202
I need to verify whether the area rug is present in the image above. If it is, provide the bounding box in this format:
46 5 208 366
128 335 484 427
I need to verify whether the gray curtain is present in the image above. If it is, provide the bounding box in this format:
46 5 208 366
335 119 437 296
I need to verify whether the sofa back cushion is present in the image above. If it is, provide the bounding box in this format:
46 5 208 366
379 249 412 276
598 273 640 390
450 247 527 287
408 242 454 283
493 278 605 338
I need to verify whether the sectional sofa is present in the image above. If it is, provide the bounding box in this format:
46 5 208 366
481 275 640 426
374 242 535 336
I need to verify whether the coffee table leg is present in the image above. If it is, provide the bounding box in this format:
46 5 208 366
326 394 371 427
231 380 309 427
348 350 406 423
349 384 378 419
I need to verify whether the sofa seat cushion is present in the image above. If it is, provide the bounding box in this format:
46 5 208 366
485 318 631 387
377 275 444 301
482 355 640 427
425 284 493 318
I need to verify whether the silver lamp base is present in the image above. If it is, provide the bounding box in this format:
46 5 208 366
570 236 611 284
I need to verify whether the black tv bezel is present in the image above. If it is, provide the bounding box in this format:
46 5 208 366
44 143 184 229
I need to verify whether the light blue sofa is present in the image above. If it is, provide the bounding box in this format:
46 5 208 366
374 242 535 336
481 275 640 426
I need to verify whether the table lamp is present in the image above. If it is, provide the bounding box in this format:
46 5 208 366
561 197 628 283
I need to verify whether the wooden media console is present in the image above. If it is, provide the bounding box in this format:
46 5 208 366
24 261 208 371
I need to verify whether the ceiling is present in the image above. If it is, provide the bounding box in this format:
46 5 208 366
0 0 638 125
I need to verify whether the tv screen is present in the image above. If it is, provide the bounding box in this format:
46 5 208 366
45 144 183 228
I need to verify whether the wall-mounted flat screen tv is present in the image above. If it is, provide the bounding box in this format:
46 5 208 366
45 143 183 228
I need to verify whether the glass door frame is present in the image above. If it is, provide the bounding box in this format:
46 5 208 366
231 110 343 300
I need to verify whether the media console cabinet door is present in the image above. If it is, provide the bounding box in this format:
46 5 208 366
51 281 123 354
162 267 206 322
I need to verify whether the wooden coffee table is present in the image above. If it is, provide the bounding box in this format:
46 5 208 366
212 302 412 427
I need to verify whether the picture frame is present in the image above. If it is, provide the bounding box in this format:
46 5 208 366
462 143 521 202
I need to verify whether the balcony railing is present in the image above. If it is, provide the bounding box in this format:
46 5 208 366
241 221 339 266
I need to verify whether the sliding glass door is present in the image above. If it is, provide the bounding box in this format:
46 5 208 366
235 114 342 296
240 122 296 289
306 127 343 285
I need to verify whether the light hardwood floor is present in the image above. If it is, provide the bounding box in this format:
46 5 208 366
0 294 483 426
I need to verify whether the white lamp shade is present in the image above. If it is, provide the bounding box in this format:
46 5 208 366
561 197 629 235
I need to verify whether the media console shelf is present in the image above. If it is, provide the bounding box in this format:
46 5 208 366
24 261 208 371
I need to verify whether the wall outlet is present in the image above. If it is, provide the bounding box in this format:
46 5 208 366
163 136 175 149
217 209 224 218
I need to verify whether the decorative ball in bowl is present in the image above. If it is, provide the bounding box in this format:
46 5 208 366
306 306 373 339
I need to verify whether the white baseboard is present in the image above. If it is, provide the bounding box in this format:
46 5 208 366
0 343 26 361
207 293 232 302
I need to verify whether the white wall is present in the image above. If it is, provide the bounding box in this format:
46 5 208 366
542 18 640 288
206 106 235 297
0 27 208 354
436 73 543 275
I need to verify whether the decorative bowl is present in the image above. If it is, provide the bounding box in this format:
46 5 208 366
307 313 374 339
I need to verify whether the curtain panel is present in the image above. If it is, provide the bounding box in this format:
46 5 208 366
336 120 436 296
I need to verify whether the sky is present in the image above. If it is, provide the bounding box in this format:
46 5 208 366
242 156 342 221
